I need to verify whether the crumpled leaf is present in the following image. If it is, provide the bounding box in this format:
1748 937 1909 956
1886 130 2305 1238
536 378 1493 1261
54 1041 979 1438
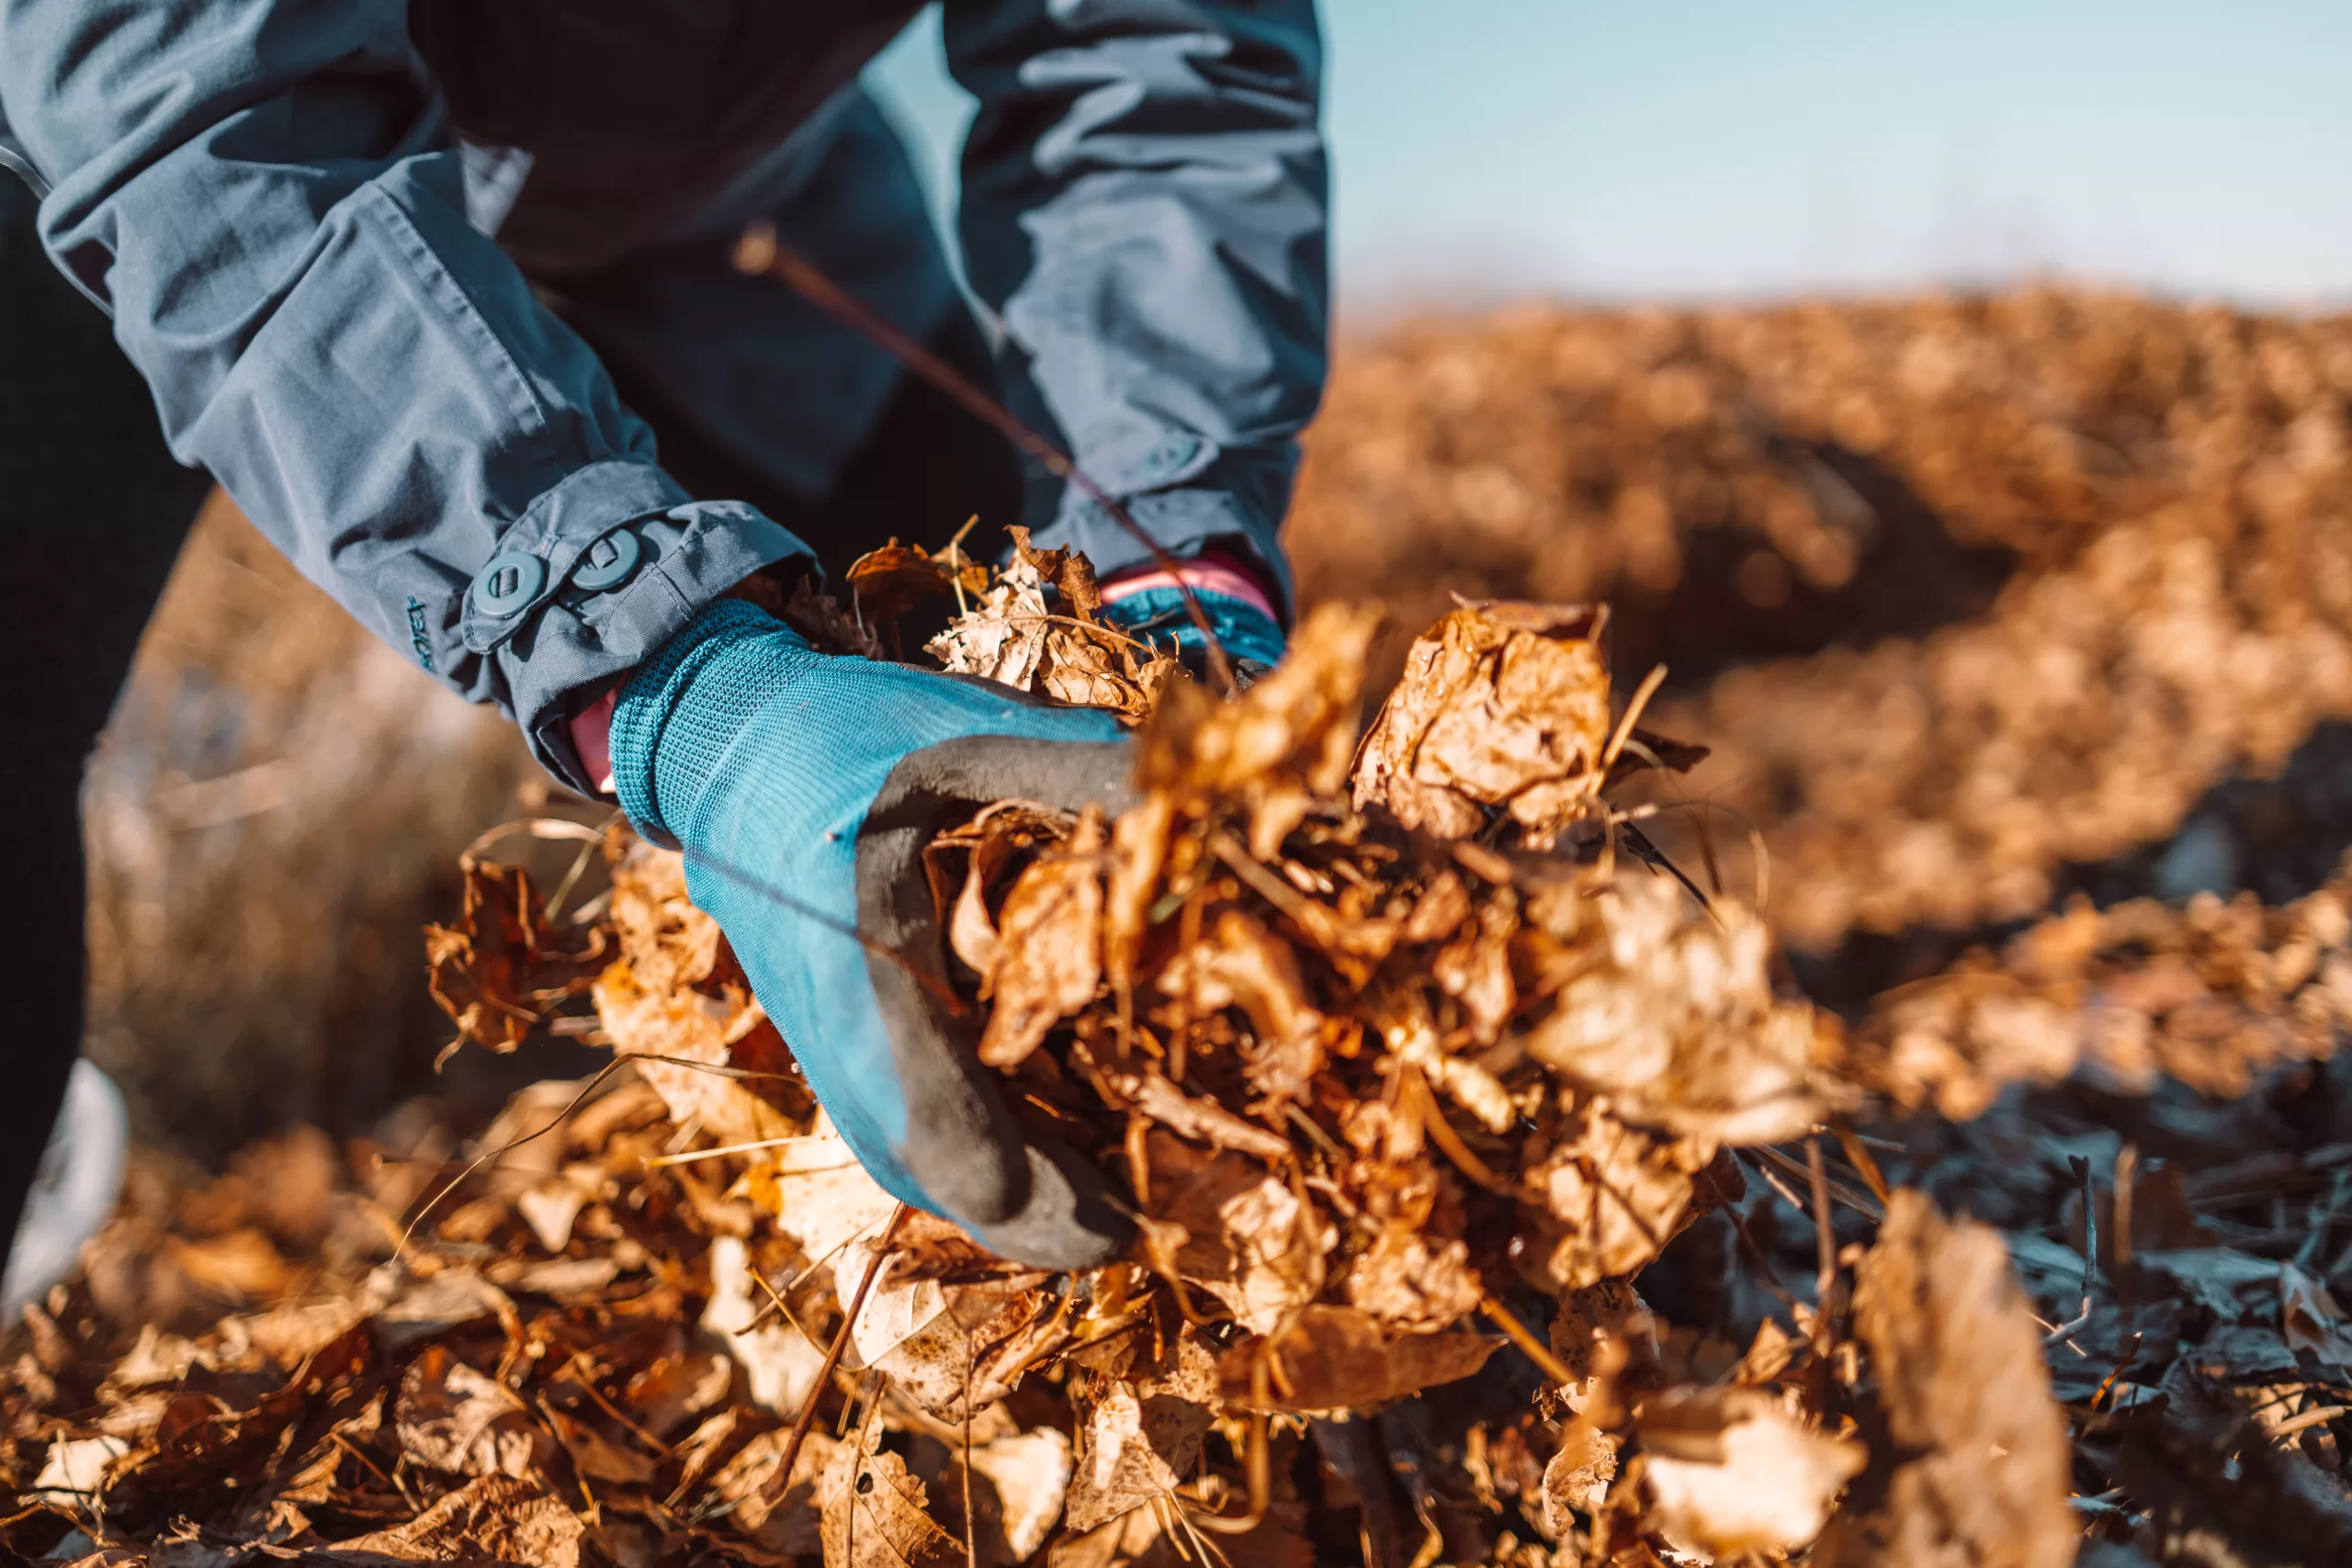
1636 1386 1865 1558
1341 1226 1482 1332
1815 1190 2075 1568
928 556 1055 692
1148 1134 1333 1335
1156 909 1327 1102
962 1427 1075 1565
1524 874 1836 1144
1064 1330 1218 1532
1352 600 1618 847
927 800 1076 980
338 1472 585 1566
1521 1100 1719 1291
978 806 1107 1068
838 1236 1067 1420
394 1346 548 1479
1221 1304 1502 1414
1137 602 1384 858
424 857 605 1053
594 834 804 1146
820 1428 963 1568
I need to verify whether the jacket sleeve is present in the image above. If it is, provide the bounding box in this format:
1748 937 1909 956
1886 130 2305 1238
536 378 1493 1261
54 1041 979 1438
943 0 1328 617
0 0 811 790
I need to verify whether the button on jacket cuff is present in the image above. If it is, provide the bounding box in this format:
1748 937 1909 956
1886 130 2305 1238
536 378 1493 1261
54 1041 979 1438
458 463 811 795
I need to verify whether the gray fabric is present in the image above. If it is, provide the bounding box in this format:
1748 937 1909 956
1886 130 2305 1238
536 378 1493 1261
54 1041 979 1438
0 0 1328 793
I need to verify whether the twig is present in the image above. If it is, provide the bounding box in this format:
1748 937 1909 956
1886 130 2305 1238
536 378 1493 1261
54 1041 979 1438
2116 1142 2138 1328
1480 1294 1577 1386
1806 1136 1837 1360
1402 1066 1516 1196
962 1325 979 1568
1755 1143 1883 1223
646 1135 862 1169
2270 1404 2351 1439
1190 1355 1273 1536
1830 1116 1892 1206
1740 1148 1815 1219
399 1055 629 1257
2048 1155 2097 1347
732 222 1239 694
1704 1168 1802 1312
763 1201 910 1504
1601 664 1669 772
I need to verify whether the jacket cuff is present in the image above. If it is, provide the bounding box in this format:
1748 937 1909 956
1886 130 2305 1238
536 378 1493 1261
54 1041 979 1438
440 461 811 794
1029 476 1296 624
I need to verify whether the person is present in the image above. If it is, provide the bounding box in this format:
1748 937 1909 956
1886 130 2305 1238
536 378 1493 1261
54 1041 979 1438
0 0 1325 1313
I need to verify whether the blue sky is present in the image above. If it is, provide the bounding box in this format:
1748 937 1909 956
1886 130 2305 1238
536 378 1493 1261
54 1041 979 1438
868 0 2352 310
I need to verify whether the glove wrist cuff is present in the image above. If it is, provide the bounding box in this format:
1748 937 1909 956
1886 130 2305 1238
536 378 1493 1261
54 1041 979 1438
608 598 803 840
1101 585 1287 671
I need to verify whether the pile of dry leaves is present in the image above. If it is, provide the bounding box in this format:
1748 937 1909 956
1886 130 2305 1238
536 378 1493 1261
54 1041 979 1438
21 533 2352 1568
1291 291 2352 953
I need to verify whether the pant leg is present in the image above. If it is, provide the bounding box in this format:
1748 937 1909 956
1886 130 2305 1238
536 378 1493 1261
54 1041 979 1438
0 172 212 1268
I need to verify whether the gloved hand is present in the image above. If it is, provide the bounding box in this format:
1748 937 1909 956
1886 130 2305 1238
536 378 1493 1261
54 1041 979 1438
1099 552 1287 682
606 599 1137 1268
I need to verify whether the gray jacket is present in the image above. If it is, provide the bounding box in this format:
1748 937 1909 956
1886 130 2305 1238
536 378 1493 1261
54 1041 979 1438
0 0 1327 789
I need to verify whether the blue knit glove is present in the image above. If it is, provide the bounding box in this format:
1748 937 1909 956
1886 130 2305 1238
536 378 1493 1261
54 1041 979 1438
1101 586 1287 683
607 600 1136 1268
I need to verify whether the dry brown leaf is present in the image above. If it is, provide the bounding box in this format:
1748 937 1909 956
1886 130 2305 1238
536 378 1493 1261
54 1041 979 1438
1341 1226 1483 1332
2281 1261 2352 1368
777 570 886 659
1223 1304 1502 1414
929 557 1054 690
394 1346 548 1479
338 1472 586 1566
702 1234 830 1415
840 1244 1066 1419
1102 1072 1293 1163
1137 601 1383 858
1154 909 1326 1101
1148 1134 1332 1335
1636 1386 1865 1558
820 1430 963 1568
1064 1330 1219 1532
1525 875 1834 1145
621 1349 733 1440
707 1426 835 1552
1353 601 1615 848
961 1427 1075 1564
848 539 979 627
1549 1278 1659 1411
978 807 1106 1068
1815 1190 2075 1568
1522 1102 1717 1291
927 800 1076 982
424 858 603 1052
